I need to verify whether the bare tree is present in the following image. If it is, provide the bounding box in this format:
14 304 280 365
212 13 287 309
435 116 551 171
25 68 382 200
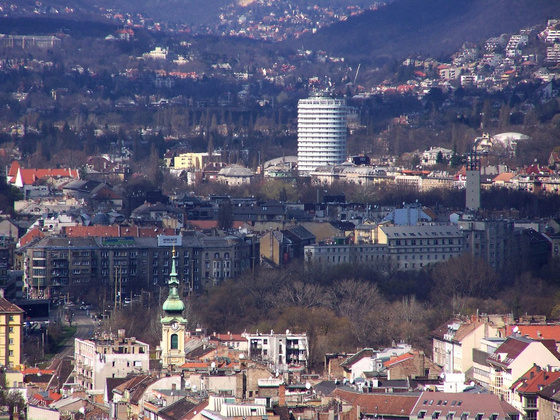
274 281 332 308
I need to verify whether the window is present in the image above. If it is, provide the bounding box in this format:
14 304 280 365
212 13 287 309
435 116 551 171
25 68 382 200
171 334 179 350
525 397 537 408
418 411 426 419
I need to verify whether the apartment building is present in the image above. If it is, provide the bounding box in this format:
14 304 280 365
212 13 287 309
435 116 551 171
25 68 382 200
245 330 308 373
457 218 514 270
486 336 560 402
21 232 258 299
378 224 464 270
305 224 463 271
432 316 504 374
0 294 23 368
305 242 388 267
297 96 348 174
75 329 149 393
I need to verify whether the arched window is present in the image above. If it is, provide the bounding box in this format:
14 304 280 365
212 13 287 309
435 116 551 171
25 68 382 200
171 334 179 350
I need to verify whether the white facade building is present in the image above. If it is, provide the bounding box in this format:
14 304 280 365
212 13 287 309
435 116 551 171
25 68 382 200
244 331 308 373
74 330 149 393
297 96 348 174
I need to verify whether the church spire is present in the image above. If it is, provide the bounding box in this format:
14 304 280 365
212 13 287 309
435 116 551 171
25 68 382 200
159 245 188 369
162 246 185 316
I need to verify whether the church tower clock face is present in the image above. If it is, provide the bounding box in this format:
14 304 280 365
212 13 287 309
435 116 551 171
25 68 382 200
171 322 179 331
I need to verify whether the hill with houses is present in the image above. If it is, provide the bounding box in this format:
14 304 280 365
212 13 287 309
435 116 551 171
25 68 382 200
297 0 560 65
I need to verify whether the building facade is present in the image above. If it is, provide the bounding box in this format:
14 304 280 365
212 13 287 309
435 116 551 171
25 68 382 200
21 233 258 299
297 96 348 174
159 248 188 369
0 295 23 368
74 330 149 392
245 331 308 373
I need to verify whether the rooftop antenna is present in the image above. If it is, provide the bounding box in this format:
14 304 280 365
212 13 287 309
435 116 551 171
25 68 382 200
353 63 361 85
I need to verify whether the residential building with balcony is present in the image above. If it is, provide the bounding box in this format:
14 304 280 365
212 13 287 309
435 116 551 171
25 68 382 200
472 337 506 389
245 330 308 373
486 336 560 402
21 232 259 299
74 329 149 393
432 316 505 374
510 365 560 420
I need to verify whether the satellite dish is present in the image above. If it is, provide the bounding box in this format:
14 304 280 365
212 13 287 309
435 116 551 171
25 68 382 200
79 407 85 414
513 326 519 334
211 362 216 369
305 382 311 390
239 353 245 359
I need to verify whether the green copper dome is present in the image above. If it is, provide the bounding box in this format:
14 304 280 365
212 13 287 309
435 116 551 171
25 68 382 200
163 295 185 313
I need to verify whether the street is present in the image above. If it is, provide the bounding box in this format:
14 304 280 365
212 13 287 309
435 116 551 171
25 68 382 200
48 311 96 368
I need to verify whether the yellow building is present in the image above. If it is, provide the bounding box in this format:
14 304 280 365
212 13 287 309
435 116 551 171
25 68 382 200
166 152 222 171
0 295 24 369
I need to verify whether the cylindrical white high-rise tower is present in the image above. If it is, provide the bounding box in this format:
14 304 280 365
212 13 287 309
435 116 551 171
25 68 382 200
297 96 348 174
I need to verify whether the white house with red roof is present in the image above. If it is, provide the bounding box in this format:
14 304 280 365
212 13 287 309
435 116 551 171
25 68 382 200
502 324 560 351
7 161 79 190
486 336 560 402
510 364 560 420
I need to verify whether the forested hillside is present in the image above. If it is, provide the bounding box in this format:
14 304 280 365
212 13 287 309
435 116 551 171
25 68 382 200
297 0 560 65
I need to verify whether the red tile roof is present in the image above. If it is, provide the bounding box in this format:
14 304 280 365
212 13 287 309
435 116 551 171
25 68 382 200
185 220 244 230
384 352 414 367
8 161 79 186
63 225 176 238
180 362 208 369
18 227 45 247
512 365 560 393
505 325 560 342
22 367 54 375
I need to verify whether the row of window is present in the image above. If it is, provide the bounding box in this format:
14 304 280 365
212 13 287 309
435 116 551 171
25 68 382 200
418 412 497 420
393 238 459 245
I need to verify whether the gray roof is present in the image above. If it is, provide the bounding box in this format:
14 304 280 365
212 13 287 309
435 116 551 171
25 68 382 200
218 165 254 177
380 224 462 238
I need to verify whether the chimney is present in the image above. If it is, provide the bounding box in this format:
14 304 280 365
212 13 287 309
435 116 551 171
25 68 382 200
0 289 4 298
118 329 126 339
279 383 286 406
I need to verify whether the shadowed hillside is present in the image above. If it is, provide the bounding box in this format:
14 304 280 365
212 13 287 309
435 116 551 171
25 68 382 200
295 0 560 65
